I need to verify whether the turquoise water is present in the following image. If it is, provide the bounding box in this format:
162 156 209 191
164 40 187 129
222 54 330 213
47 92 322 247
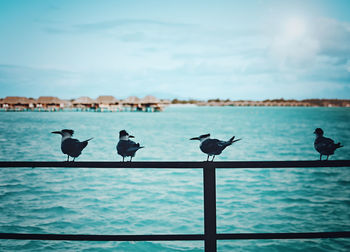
0 106 349 251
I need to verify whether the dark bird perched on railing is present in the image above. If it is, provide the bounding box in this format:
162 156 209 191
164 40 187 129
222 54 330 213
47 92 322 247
314 128 343 160
117 130 144 162
190 133 241 161
52 129 93 162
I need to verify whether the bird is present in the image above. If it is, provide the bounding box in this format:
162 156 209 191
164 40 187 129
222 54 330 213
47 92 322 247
314 128 343 160
117 130 144 162
52 129 93 161
190 133 241 161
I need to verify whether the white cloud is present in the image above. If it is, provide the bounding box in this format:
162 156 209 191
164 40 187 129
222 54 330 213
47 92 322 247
269 17 350 69
269 17 320 68
311 18 350 58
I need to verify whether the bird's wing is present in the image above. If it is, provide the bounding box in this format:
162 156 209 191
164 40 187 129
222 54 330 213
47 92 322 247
61 138 78 153
124 140 143 156
217 140 230 147
127 146 144 152
117 141 129 155
315 136 337 154
117 140 143 157
322 137 334 144
201 139 221 153
65 138 80 145
127 140 143 151
316 136 334 148
62 138 87 156
77 140 89 150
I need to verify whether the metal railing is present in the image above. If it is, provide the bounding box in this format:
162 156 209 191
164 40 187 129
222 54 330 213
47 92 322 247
1 160 350 252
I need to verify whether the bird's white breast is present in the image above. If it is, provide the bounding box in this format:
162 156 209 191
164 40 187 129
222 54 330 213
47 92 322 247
120 136 128 141
61 135 72 142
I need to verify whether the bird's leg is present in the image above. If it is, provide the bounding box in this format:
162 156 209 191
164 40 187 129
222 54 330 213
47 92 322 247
67 155 69 162
72 157 75 162
122 157 125 162
130 157 133 162
207 155 209 162
326 155 329 161
320 154 322 161
211 155 215 161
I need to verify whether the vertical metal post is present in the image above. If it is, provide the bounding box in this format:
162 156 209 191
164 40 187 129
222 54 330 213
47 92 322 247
203 163 217 252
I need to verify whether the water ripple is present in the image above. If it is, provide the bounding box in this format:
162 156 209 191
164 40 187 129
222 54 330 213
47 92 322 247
0 108 350 250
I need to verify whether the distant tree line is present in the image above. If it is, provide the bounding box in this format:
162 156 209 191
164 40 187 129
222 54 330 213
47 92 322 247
171 98 350 107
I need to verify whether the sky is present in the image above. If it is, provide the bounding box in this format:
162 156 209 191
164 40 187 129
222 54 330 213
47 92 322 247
0 0 350 100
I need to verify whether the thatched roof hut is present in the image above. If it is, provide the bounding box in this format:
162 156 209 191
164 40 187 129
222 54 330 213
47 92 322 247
123 96 141 105
141 95 159 105
37 96 63 105
2 96 33 104
96 95 119 105
73 96 96 105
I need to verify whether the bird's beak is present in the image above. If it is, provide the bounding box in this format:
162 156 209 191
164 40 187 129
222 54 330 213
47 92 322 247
51 131 62 134
190 137 200 140
129 135 135 138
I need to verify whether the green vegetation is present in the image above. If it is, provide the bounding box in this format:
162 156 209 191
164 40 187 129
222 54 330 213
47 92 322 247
171 98 350 107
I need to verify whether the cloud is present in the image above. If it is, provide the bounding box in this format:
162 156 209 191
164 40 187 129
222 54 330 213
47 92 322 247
312 18 350 58
269 17 350 69
43 19 192 35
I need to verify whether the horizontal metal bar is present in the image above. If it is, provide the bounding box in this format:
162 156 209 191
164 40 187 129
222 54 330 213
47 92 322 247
0 161 204 168
0 160 349 168
0 233 204 241
217 231 350 240
1 232 349 241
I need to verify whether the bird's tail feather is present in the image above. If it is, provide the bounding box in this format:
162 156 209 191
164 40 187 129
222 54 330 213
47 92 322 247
232 138 242 143
228 136 242 144
128 146 144 152
336 142 343 148
136 143 144 149
80 138 93 149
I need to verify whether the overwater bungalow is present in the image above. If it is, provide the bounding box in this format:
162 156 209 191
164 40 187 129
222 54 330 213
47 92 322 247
0 95 170 112
72 96 97 111
36 96 64 111
0 96 35 111
95 95 121 111
141 95 163 112
123 96 142 111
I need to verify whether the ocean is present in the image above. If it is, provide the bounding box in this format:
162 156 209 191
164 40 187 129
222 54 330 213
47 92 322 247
0 106 349 251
